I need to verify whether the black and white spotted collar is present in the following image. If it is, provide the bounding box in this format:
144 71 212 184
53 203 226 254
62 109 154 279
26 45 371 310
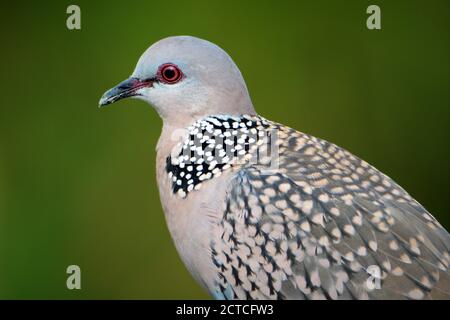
165 115 271 198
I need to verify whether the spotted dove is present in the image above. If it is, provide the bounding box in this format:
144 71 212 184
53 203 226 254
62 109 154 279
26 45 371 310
99 36 450 300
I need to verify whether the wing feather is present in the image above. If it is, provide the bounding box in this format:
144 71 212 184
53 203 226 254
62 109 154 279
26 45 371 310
210 124 450 299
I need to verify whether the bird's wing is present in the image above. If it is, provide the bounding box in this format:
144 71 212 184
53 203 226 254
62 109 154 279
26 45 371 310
210 123 450 300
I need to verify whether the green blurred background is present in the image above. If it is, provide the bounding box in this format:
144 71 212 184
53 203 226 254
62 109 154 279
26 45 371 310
0 0 449 299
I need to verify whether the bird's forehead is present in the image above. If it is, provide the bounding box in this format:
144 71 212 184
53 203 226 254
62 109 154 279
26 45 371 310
132 36 230 77
133 48 186 77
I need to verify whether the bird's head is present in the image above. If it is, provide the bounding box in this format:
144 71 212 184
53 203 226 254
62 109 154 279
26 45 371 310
99 36 255 125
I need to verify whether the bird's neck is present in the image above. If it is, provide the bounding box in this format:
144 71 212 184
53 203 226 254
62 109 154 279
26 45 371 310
156 114 274 198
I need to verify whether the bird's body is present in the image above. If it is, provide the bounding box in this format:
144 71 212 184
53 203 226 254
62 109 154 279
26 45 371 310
100 36 450 299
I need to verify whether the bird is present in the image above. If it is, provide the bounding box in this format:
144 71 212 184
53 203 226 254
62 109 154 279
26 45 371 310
99 36 450 300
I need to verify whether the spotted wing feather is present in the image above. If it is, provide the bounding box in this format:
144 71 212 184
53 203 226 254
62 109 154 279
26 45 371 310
211 123 450 300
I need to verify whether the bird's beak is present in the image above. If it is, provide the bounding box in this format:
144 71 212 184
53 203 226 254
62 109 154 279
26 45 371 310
99 77 153 107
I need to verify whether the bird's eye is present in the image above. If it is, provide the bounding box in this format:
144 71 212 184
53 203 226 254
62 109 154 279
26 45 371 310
158 63 183 84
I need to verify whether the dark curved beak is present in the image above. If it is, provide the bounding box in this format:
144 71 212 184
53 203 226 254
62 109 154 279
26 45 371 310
99 77 153 107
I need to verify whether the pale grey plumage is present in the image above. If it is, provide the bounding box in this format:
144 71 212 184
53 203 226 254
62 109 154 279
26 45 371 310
100 36 450 300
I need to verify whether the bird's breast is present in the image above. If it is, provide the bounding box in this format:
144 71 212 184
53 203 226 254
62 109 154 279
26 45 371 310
156 140 237 292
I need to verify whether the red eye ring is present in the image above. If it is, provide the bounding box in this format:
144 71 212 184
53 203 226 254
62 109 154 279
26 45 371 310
158 63 183 84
